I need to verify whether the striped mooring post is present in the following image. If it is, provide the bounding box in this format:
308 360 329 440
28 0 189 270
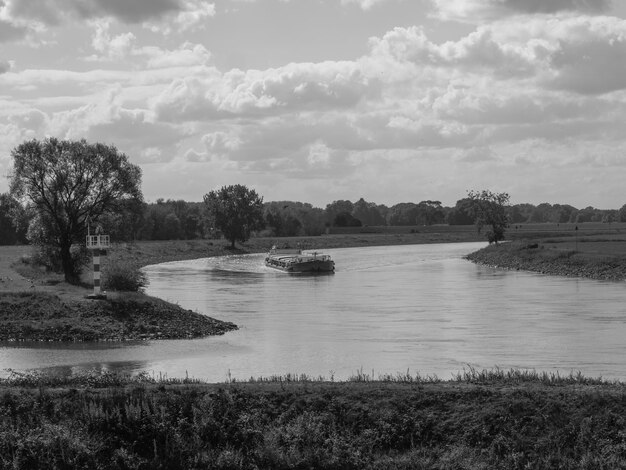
86 233 110 299
92 248 102 296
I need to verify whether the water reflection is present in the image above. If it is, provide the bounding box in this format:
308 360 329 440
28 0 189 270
2 242 626 382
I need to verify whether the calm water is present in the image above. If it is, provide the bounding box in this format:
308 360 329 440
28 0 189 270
1 242 626 381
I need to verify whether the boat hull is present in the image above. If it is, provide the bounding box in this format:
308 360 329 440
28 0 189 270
266 259 335 273
264 249 335 273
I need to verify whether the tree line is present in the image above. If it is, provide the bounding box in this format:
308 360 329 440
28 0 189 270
3 191 624 246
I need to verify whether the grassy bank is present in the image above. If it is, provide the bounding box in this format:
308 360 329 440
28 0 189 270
0 369 624 469
466 235 626 281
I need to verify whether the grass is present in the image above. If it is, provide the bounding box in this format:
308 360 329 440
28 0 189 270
0 369 624 469
466 237 626 281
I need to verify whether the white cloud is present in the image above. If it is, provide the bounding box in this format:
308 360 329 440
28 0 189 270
88 20 137 61
153 61 376 121
431 0 611 22
340 0 390 10
144 42 212 69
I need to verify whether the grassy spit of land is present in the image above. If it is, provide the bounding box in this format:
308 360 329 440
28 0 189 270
0 368 625 469
465 223 626 281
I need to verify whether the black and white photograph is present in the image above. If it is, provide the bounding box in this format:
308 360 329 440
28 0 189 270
1 0 626 467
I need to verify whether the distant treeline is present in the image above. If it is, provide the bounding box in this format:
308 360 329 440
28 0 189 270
1 193 624 245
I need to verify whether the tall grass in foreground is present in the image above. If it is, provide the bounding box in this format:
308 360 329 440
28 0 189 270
0 367 625 469
1 366 619 388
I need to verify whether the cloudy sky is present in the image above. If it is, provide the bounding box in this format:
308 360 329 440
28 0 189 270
2 0 626 208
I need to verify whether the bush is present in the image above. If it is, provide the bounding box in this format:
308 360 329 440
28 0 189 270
102 258 147 292
29 243 88 275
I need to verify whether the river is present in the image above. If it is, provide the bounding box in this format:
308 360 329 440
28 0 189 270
1 242 625 382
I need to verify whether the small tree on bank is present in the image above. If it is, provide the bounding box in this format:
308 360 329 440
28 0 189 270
203 184 265 248
467 190 510 244
9 138 142 283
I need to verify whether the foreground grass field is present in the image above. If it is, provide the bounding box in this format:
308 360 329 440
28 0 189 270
0 369 625 469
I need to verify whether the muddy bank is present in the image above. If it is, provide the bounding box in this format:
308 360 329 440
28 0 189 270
465 241 626 281
0 291 236 342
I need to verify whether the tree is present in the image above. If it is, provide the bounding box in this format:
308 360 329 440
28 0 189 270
325 200 354 226
9 138 142 283
447 198 475 225
352 198 386 226
203 184 265 248
333 211 362 227
416 200 445 225
0 193 28 245
264 203 303 237
467 190 510 244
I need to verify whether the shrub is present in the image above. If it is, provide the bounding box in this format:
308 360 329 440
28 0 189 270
102 258 147 292
29 243 88 275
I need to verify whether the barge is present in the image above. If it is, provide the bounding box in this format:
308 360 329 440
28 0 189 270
265 247 335 273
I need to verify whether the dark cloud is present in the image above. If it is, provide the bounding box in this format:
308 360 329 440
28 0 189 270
0 19 27 42
7 0 181 25
72 0 181 23
549 36 626 95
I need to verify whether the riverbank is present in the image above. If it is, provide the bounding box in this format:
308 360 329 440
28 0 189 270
0 243 241 342
465 237 626 281
0 368 624 469
0 291 236 341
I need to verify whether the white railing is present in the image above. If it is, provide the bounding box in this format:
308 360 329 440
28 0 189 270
86 234 111 249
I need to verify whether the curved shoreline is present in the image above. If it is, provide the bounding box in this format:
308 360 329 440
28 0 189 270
0 234 482 342
465 241 626 281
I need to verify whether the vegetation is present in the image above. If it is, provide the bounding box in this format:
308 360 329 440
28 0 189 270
2 186 625 247
468 190 510 244
0 291 236 341
466 236 626 281
0 369 623 469
0 193 28 245
102 257 147 292
204 185 265 248
8 138 142 283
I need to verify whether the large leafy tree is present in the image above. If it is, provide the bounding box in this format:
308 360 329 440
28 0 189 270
467 189 510 244
203 184 265 248
9 138 142 283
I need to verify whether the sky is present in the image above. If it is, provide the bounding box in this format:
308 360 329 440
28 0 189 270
2 0 626 209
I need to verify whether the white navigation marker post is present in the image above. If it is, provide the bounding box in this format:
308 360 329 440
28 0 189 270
86 225 110 299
